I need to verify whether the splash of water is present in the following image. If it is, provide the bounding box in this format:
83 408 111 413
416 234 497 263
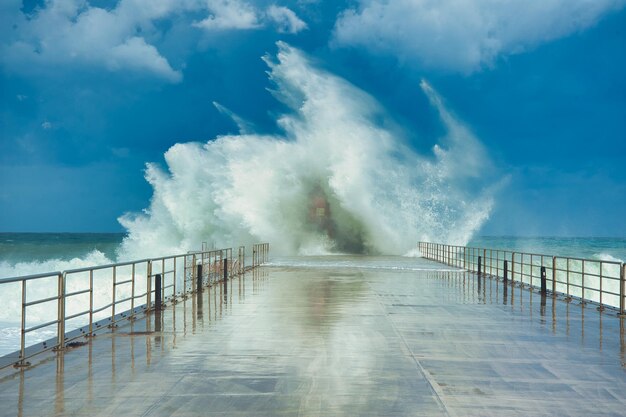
118 42 495 258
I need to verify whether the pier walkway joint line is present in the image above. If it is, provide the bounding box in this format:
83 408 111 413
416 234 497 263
0 256 624 416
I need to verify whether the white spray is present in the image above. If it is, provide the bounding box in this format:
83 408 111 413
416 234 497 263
117 42 496 259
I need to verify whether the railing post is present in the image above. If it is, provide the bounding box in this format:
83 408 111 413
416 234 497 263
503 260 508 283
192 254 197 291
582 260 586 304
511 253 515 283
478 256 482 276
197 263 203 291
541 266 547 294
172 257 177 297
231 248 234 278
20 280 26 363
463 246 467 269
155 273 162 310
146 260 152 310
223 255 228 282
483 249 486 275
619 264 626 316
552 256 557 293
57 272 66 350
89 270 94 334
111 266 117 325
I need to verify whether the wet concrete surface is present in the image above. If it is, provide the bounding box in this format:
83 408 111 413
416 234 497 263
0 257 625 416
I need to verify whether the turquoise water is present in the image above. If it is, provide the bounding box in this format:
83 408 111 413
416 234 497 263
468 236 626 263
0 233 125 264
0 234 624 276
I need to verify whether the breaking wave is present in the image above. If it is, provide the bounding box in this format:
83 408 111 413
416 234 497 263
118 42 497 258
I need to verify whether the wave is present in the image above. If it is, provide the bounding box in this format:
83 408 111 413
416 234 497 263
117 42 497 259
593 253 624 263
0 250 113 280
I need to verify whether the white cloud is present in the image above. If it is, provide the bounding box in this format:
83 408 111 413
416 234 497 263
194 0 261 30
193 1 308 33
1 0 187 82
333 0 626 73
266 5 307 34
109 37 182 83
1 0 309 80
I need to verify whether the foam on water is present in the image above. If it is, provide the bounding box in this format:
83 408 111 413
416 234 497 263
593 253 624 263
0 250 113 280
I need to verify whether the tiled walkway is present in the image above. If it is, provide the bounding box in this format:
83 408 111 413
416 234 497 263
0 258 624 416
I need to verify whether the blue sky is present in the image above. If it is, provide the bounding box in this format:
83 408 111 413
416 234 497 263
1 0 625 236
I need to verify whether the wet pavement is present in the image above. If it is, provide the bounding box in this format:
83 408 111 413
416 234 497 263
0 256 625 416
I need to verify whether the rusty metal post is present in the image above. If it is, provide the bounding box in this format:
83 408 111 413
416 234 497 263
196 264 203 291
541 266 547 294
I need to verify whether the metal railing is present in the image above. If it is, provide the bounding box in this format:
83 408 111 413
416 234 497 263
252 243 269 267
0 243 270 369
418 242 625 315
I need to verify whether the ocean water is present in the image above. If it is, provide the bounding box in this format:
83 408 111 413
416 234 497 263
0 232 124 264
2 234 623 282
468 236 626 263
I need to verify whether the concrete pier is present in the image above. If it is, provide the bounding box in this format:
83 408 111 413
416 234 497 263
0 256 624 416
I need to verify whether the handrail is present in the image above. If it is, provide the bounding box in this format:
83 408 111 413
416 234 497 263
0 271 62 285
418 242 625 316
0 242 270 369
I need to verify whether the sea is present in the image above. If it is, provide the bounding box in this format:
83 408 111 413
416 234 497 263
0 232 625 357
2 233 624 278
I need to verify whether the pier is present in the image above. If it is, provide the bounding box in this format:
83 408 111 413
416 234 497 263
1 255 625 416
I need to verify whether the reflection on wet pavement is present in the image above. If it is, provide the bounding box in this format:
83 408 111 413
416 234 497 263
1 257 625 416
